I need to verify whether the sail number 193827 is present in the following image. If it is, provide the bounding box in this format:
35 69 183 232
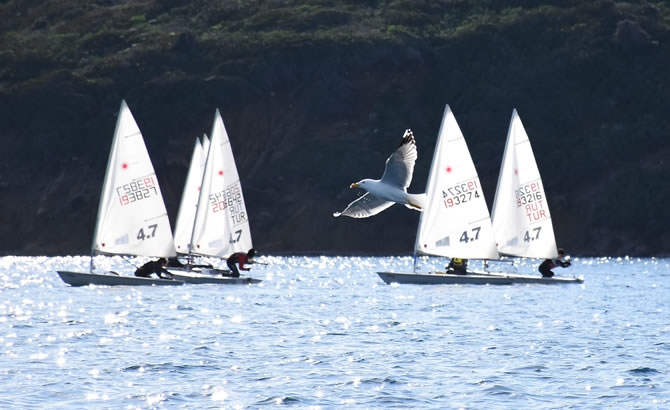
117 176 158 206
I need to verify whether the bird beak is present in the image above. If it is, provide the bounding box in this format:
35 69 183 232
350 183 359 189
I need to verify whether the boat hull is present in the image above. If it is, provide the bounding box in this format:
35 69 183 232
377 271 583 285
57 271 184 287
168 270 262 284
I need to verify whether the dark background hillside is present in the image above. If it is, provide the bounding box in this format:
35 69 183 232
1 0 669 256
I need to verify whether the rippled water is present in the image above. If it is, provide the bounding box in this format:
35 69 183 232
0 255 668 409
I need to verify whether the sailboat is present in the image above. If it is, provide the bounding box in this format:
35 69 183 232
57 100 184 286
167 110 261 284
377 105 509 284
377 105 582 285
170 134 218 272
490 109 581 281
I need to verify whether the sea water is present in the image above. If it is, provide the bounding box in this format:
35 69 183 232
0 255 667 409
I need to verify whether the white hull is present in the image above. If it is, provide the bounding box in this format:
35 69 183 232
168 270 262 285
377 271 583 285
57 271 184 287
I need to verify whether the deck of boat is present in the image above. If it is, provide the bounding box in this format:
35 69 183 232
168 270 262 284
377 271 583 285
57 271 184 287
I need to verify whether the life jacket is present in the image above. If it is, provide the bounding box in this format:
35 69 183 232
228 252 249 268
452 258 465 268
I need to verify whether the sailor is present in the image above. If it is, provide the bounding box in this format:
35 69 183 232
166 256 185 268
446 258 468 275
538 248 571 277
135 258 172 279
226 248 256 278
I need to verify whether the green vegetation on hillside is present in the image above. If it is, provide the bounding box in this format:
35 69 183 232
1 0 670 255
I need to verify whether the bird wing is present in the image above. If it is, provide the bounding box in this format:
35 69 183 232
333 193 395 218
380 129 417 190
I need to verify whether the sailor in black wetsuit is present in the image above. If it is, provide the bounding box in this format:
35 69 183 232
538 248 571 277
135 258 172 279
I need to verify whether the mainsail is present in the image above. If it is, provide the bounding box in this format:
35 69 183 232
189 110 253 258
173 136 206 254
93 100 176 258
415 105 499 260
491 109 558 258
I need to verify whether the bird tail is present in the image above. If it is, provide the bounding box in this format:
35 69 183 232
405 193 426 211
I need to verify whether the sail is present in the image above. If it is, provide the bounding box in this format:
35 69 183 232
491 109 557 258
202 134 210 156
93 100 177 257
173 136 206 254
189 110 253 258
415 105 499 259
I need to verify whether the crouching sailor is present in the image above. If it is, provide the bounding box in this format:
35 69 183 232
538 248 571 277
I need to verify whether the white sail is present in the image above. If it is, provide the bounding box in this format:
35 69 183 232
173 136 206 254
202 134 210 157
93 100 176 257
491 109 557 258
415 105 499 259
190 110 253 258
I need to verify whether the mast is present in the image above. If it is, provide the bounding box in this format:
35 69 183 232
89 100 128 272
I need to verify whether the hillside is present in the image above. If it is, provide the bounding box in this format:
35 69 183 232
1 0 670 256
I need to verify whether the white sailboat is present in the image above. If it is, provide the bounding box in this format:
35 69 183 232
377 105 582 285
168 110 260 284
192 110 253 256
378 105 506 284
489 109 580 282
413 105 499 261
57 100 183 286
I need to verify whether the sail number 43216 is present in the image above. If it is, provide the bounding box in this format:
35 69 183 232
515 182 543 207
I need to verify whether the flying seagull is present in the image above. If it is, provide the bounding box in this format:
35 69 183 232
334 129 425 218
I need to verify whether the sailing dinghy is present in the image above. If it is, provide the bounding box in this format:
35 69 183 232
378 105 507 285
56 100 183 286
490 109 582 282
167 110 261 284
377 105 582 285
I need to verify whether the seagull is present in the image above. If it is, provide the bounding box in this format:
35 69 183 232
334 129 426 218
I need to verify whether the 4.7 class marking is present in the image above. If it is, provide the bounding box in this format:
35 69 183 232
137 224 158 241
524 226 541 242
459 226 481 243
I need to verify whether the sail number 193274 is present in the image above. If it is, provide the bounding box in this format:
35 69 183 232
442 179 480 208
